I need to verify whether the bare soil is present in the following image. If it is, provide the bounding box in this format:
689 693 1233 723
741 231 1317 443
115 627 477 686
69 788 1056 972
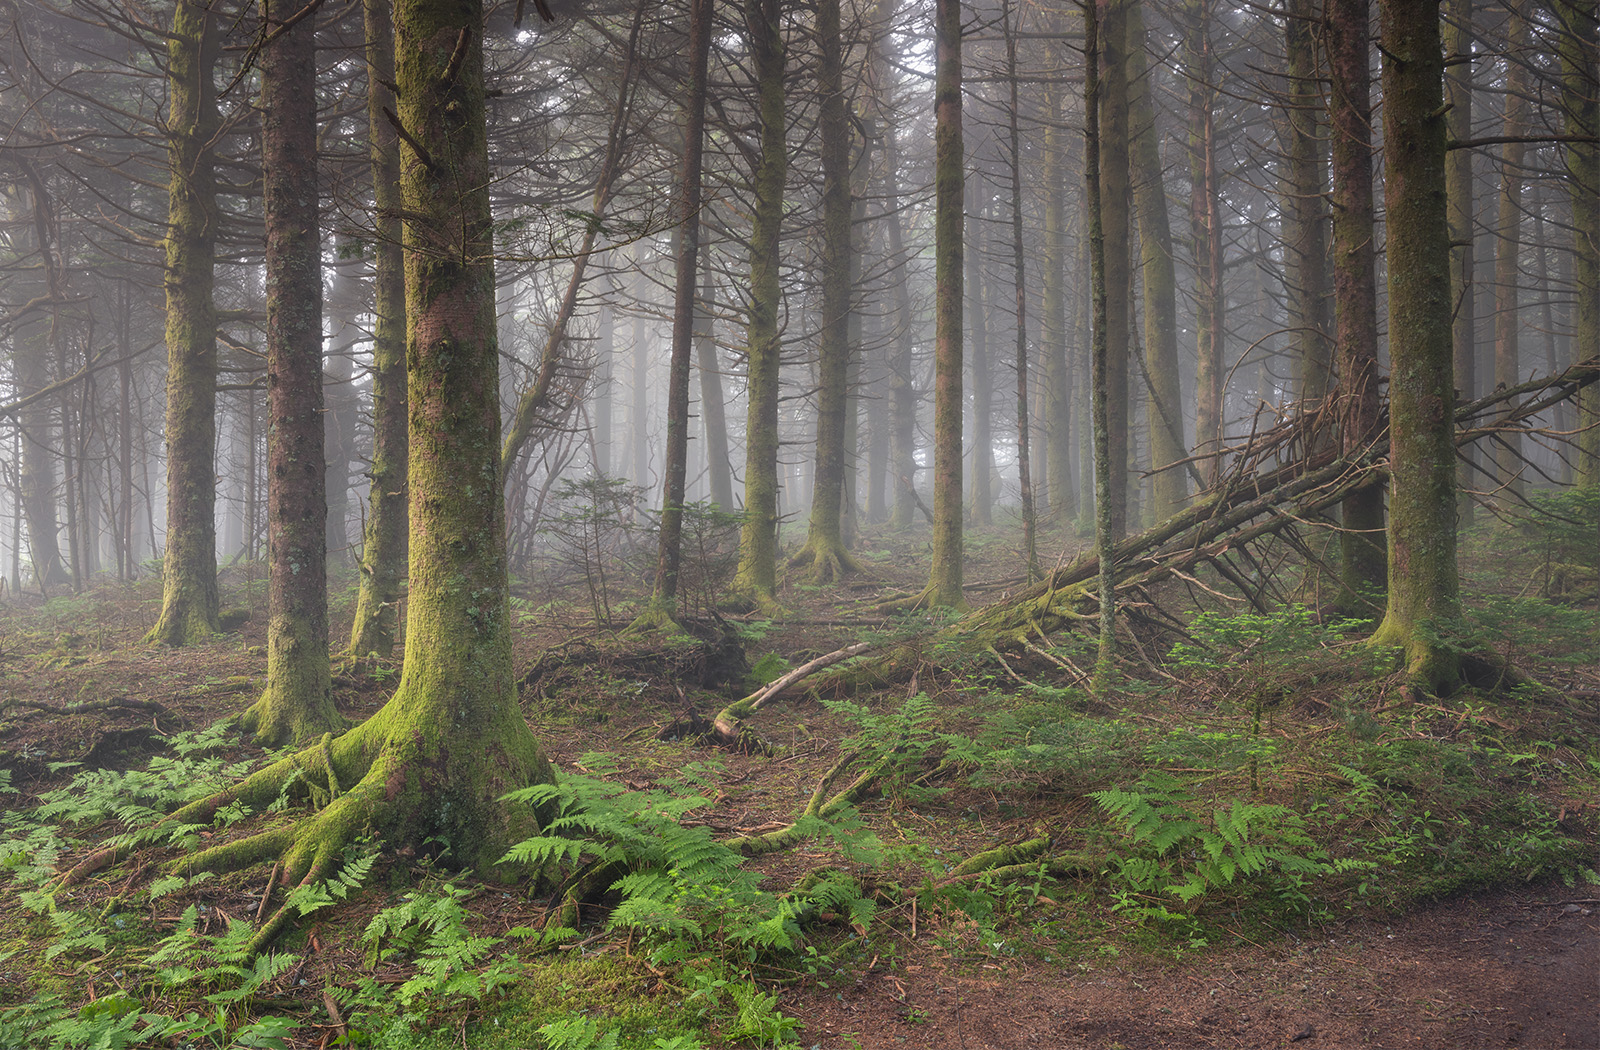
787 880 1599 1050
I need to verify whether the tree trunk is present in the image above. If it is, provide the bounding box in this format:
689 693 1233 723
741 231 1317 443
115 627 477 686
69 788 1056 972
1129 0 1187 521
347 0 410 660
325 231 361 568
697 267 734 510
643 0 713 623
1446 0 1478 517
1004 0 1039 578
967 176 994 529
1492 3 1530 504
240 0 337 747
733 0 787 607
1088 0 1117 687
1285 0 1333 406
1328 0 1387 607
1041 49 1075 519
926 0 964 608
1561 0 1600 485
1099 0 1132 539
146 0 221 645
1373 0 1461 690
793 0 863 583
1185 0 1225 483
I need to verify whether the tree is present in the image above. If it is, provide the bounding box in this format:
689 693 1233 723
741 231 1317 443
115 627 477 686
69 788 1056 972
1184 0 1225 483
1446 0 1478 518
1372 0 1461 690
238 0 338 746
1283 0 1333 405
791 0 863 583
347 0 410 659
1559 0 1600 486
96 0 560 929
1328 0 1386 606
641 0 713 625
1098 0 1132 538
925 0 964 608
1491 3 1531 505
732 0 787 609
145 0 222 646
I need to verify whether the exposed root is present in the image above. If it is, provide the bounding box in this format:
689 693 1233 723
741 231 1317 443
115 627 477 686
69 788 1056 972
787 537 864 585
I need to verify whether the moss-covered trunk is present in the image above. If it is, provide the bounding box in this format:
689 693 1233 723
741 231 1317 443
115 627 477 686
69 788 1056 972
146 0 220 646
1328 0 1386 607
382 0 555 865
242 0 337 747
1373 0 1461 690
793 0 863 584
733 0 787 606
927 0 964 608
347 0 410 659
1284 0 1333 407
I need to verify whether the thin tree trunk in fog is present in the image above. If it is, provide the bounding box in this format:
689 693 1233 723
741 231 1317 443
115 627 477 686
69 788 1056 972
1099 0 1132 539
240 0 336 747
17 168 68 591
1087 0 1116 689
348 0 409 659
644 0 712 621
1328 0 1386 607
733 0 786 607
1003 0 1039 579
967 177 993 529
793 0 862 583
118 282 135 580
1446 0 1478 518
926 0 964 608
1561 0 1600 484
1128 0 1187 520
696 266 734 510
325 230 362 567
594 291 614 477
146 0 221 645
1492 3 1530 504
1042 47 1074 520
1285 0 1333 405
1185 0 1224 483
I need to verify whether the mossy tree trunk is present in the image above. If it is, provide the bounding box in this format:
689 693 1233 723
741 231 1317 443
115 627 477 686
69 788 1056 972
146 0 221 647
1491 3 1530 505
1184 0 1224 484
1128 0 1187 521
1373 0 1462 690
240 0 338 747
1562 0 1600 486
347 0 409 660
1328 0 1387 607
792 0 863 584
325 232 362 569
966 180 994 529
733 0 787 608
926 0 964 608
1446 0 1478 518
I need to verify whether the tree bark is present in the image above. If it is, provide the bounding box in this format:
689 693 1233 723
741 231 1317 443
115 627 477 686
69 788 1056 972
1185 0 1225 483
1561 0 1600 485
1446 0 1478 517
926 0 964 608
1004 0 1040 579
732 0 787 607
1041 46 1075 520
1491 3 1530 504
792 0 863 583
1328 0 1387 607
1373 0 1462 690
347 0 410 659
146 0 221 646
241 0 337 746
1099 0 1132 538
1285 0 1334 406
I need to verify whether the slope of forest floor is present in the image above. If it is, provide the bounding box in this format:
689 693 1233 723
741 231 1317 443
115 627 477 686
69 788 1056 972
0 513 1597 1049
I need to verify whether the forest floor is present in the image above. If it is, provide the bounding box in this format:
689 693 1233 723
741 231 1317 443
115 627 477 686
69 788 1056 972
1 513 1597 1049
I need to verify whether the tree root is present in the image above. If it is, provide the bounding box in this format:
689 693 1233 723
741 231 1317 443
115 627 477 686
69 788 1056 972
787 536 864 585
1 696 168 719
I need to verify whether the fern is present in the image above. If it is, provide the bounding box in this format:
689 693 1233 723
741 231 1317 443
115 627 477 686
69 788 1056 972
1092 773 1343 911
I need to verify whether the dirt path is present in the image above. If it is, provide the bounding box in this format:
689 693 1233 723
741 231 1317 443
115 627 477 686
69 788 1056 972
789 881 1599 1050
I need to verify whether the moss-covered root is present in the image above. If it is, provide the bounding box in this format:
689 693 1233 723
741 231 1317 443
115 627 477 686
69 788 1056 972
623 598 685 638
786 535 864 585
728 750 884 856
944 835 1051 879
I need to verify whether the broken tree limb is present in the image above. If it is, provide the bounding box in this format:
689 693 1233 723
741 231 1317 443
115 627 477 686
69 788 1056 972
709 640 878 748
